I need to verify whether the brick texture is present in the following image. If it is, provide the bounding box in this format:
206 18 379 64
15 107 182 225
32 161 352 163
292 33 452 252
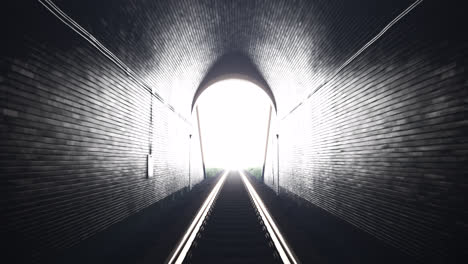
276 2 467 262
1 0 467 263
1 2 203 262
51 0 412 117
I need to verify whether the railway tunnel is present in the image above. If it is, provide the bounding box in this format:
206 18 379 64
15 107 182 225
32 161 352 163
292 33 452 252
1 0 467 263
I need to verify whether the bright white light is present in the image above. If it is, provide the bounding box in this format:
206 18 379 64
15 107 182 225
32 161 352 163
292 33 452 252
196 79 272 170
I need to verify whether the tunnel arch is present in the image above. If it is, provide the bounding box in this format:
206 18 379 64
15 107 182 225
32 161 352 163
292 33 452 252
192 77 276 175
191 52 277 113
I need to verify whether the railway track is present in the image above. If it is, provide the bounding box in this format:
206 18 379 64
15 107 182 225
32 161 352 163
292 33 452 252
166 170 299 264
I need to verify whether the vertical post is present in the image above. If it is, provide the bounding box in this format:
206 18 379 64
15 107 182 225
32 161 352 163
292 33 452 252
188 134 192 190
261 106 273 183
276 134 279 195
147 84 154 178
196 106 206 179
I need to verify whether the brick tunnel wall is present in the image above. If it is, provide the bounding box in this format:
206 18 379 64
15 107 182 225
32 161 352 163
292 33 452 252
0 3 202 262
2 0 467 263
276 2 467 263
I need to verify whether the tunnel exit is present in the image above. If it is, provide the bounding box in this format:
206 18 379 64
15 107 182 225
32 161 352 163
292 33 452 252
194 79 274 172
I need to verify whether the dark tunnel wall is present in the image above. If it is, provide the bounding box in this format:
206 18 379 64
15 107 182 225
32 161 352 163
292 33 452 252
276 2 467 262
1 2 203 262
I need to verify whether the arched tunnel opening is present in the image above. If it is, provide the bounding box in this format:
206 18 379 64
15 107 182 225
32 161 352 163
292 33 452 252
194 78 274 172
1 0 467 264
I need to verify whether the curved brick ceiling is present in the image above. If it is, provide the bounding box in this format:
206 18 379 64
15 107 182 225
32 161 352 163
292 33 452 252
53 0 411 118
191 52 278 112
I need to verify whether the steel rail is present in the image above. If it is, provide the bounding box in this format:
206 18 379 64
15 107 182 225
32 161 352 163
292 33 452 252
240 170 300 264
165 170 229 264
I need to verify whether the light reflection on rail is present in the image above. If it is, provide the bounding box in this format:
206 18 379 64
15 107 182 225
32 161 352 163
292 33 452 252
166 170 299 264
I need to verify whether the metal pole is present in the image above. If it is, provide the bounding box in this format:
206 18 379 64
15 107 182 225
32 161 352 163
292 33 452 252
189 134 192 190
261 106 272 183
276 134 279 195
196 106 206 179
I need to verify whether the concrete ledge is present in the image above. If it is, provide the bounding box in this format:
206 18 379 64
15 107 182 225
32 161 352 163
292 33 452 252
52 176 220 264
245 172 416 264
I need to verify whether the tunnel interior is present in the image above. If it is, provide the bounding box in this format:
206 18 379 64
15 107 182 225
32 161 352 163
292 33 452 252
1 0 467 263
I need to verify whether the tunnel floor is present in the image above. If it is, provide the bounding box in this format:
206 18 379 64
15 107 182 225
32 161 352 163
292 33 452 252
182 171 282 264
54 171 415 264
